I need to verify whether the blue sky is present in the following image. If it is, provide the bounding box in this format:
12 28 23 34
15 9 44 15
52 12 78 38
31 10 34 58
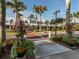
6 0 79 21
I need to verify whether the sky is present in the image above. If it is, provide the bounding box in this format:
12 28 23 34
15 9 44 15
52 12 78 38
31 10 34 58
6 0 79 21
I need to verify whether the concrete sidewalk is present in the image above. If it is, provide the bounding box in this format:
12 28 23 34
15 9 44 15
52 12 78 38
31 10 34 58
34 40 71 59
34 40 79 59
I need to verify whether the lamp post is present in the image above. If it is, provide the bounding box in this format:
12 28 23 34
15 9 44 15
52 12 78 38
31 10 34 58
53 10 60 39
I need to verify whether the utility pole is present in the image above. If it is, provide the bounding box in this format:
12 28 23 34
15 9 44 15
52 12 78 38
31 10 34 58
53 10 60 39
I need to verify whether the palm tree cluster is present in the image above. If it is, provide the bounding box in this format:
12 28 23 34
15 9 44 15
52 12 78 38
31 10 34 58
1 0 48 42
33 5 47 31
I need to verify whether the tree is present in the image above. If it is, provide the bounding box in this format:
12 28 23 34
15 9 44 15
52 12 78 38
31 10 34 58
44 20 49 31
6 0 26 21
1 0 6 42
56 18 65 24
72 11 79 19
50 19 56 25
28 14 35 23
66 0 73 39
33 5 47 31
50 18 65 25
0 0 1 24
28 14 35 31
50 18 65 36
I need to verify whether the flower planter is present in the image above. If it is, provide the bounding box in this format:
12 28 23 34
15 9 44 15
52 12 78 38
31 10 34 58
16 48 26 58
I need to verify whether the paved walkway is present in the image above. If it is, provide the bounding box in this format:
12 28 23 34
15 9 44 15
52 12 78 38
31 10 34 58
34 40 71 59
36 49 79 59
26 32 48 40
1 31 79 59
34 39 79 59
27 32 79 59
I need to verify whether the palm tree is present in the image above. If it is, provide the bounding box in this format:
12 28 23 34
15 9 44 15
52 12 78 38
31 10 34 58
33 5 47 31
72 11 79 19
44 20 49 31
0 0 1 24
56 18 64 24
6 0 26 21
28 14 35 31
0 0 1 43
28 14 35 23
71 12 79 31
1 0 6 42
50 19 56 25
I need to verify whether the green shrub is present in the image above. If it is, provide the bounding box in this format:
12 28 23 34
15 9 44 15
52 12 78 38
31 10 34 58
62 36 78 46
62 35 69 43
49 36 56 41
57 35 63 42
74 37 79 44
49 35 63 42
16 39 35 57
25 40 35 57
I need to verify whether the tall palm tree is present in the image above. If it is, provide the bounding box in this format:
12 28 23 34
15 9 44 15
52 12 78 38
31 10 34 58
1 0 6 42
0 0 1 43
0 0 1 24
6 0 26 21
33 5 47 31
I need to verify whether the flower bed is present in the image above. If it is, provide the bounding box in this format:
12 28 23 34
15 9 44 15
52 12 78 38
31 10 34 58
49 35 79 50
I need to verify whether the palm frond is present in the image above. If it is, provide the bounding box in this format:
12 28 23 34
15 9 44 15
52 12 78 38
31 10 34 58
18 1 26 10
6 1 15 9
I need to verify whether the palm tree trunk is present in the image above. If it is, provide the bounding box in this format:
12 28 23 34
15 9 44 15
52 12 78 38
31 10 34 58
30 18 32 30
66 9 73 37
1 0 6 41
36 13 38 31
55 14 57 40
16 11 18 21
39 13 42 31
